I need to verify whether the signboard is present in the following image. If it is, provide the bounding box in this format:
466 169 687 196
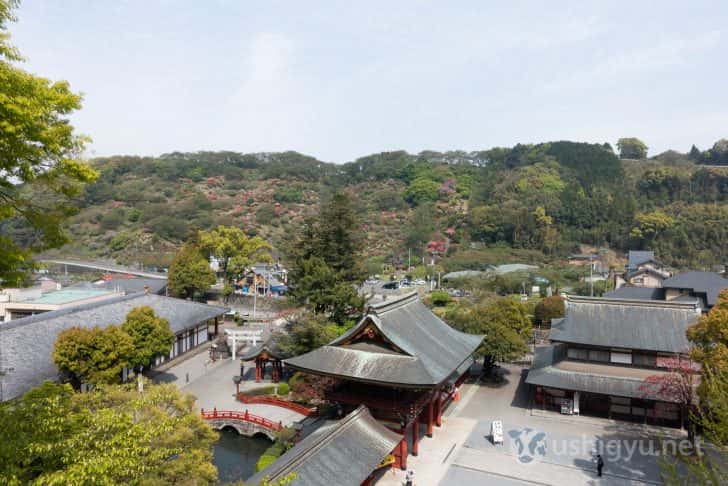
491 420 503 444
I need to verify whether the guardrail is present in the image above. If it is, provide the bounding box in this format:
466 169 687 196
236 393 318 417
200 408 283 431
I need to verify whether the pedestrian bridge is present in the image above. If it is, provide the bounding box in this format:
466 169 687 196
201 409 282 441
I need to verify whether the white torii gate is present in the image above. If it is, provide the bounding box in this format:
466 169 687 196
224 329 263 360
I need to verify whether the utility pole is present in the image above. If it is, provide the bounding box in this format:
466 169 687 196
408 248 411 270
589 254 594 297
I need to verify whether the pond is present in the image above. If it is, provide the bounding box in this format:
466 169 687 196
213 428 272 484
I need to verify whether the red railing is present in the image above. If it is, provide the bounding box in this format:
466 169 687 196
200 408 283 431
236 393 318 417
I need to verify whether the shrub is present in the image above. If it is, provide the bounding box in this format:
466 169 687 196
277 382 290 395
430 290 452 306
256 442 286 472
247 385 276 396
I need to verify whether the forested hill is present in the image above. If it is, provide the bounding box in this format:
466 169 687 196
45 140 728 271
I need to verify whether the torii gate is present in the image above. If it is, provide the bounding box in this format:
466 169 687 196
224 329 263 360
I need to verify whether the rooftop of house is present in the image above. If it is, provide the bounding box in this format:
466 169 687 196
603 286 664 300
551 296 700 354
1 292 229 335
627 250 658 270
22 288 117 305
662 271 728 307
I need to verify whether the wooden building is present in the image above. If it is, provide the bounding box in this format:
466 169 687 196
527 295 701 427
284 292 483 469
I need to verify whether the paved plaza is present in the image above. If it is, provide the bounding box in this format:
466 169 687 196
152 329 304 427
378 365 685 486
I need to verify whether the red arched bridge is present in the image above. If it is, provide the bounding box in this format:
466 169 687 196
201 409 282 440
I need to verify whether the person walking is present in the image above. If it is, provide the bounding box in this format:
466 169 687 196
405 469 414 486
596 454 604 477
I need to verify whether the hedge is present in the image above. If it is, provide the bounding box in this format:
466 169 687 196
276 383 290 395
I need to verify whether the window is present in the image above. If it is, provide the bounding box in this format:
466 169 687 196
633 353 657 367
610 351 632 364
588 349 610 362
567 347 588 360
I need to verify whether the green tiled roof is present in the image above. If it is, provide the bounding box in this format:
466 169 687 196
25 289 116 305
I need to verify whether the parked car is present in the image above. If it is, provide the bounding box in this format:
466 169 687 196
382 281 400 290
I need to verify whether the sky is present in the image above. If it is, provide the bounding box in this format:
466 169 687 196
11 1 728 163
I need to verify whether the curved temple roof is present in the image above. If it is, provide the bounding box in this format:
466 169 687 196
246 405 400 486
238 338 288 361
284 292 483 387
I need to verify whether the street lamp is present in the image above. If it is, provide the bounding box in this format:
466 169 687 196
233 375 242 395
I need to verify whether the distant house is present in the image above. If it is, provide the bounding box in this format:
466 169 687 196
527 296 701 428
614 251 671 289
238 263 288 296
605 271 728 312
661 271 728 311
0 293 228 401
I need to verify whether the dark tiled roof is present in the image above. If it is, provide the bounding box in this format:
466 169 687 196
1 293 228 335
604 286 664 300
551 296 699 353
627 251 656 270
662 272 728 307
526 345 684 402
246 405 400 486
239 338 289 361
285 292 483 387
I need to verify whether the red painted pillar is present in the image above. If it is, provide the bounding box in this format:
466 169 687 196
436 390 443 427
412 419 419 456
255 360 261 382
399 436 408 470
427 397 434 437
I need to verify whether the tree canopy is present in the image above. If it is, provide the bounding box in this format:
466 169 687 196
445 297 531 372
198 226 272 283
52 307 175 386
53 325 134 387
0 0 97 285
168 242 216 299
288 192 366 324
0 381 217 485
617 137 648 159
120 306 175 371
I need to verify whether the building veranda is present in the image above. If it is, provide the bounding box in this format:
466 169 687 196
284 292 483 472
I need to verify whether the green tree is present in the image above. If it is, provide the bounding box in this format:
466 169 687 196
0 0 98 285
617 137 648 159
275 312 342 357
687 288 728 370
168 242 216 299
52 325 134 386
404 177 440 205
198 226 272 283
446 297 531 373
292 192 366 283
0 381 217 485
120 306 175 371
660 290 728 484
534 296 565 326
288 257 364 325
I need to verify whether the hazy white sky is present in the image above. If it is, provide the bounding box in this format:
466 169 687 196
11 1 728 162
